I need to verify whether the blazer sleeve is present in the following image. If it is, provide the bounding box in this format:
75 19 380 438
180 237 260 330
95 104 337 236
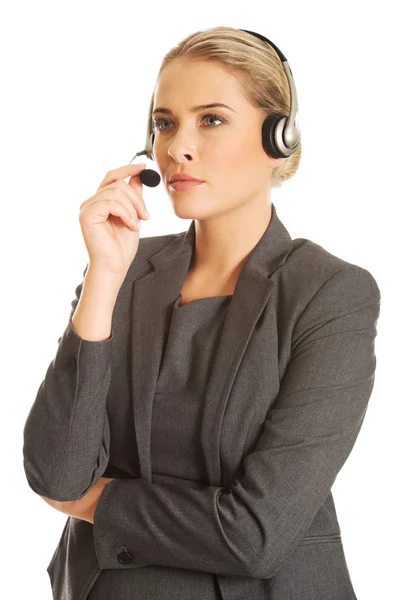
22 264 113 501
92 263 381 579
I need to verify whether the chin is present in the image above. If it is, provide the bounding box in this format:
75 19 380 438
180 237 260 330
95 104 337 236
171 206 209 220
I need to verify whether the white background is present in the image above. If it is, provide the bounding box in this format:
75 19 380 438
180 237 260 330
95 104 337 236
1 1 398 598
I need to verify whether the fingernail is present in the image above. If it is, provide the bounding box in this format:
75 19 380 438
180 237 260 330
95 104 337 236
145 209 150 219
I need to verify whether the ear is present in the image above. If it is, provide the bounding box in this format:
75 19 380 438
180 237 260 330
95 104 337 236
273 156 289 167
267 156 288 168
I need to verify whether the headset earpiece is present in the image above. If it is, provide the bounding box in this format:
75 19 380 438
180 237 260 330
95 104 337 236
262 114 299 159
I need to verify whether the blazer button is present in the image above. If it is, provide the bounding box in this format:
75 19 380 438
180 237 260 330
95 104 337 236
64 357 76 371
117 550 132 565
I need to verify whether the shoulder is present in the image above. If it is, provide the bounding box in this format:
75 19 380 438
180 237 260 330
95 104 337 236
278 237 381 308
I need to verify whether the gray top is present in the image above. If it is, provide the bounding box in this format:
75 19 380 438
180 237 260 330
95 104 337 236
88 292 232 600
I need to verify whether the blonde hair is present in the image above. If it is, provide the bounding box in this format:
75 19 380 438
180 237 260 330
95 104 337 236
148 26 302 189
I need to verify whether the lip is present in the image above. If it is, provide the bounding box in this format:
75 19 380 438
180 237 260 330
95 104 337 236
169 180 205 191
169 174 204 183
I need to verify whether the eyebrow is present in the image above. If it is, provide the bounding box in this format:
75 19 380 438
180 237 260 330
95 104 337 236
152 103 236 116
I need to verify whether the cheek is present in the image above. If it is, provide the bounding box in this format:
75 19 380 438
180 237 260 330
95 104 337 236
206 151 255 192
211 147 243 180
218 130 260 175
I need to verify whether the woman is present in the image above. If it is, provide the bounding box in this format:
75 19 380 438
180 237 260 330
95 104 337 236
23 26 380 600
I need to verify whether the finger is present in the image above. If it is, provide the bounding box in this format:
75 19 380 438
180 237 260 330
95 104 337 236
81 189 140 231
114 179 149 221
97 163 147 191
101 194 141 231
92 186 139 223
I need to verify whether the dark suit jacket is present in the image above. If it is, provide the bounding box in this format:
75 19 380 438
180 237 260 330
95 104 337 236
22 202 381 600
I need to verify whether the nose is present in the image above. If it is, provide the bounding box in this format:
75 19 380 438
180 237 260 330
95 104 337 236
167 135 197 162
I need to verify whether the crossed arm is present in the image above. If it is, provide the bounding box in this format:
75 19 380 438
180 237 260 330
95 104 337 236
40 477 116 523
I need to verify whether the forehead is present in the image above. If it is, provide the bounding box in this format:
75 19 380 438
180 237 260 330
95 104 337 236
153 59 244 108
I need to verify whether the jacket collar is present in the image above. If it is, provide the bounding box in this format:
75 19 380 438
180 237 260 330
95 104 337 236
148 201 293 279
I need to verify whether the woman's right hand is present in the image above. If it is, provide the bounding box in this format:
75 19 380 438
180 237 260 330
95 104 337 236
79 163 150 276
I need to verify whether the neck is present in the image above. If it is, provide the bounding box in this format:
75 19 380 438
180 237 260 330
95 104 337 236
190 200 273 280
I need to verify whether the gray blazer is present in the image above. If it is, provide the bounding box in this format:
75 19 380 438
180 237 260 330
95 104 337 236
22 202 381 600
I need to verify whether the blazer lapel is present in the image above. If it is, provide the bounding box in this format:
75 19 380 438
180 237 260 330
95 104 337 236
131 202 293 485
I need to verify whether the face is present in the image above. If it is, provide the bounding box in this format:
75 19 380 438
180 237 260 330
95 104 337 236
152 59 286 220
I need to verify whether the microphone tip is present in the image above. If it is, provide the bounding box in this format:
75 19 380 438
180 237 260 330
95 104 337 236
139 168 161 187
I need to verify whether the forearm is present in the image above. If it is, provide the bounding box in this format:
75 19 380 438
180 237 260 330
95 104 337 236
23 267 118 501
40 495 88 521
71 265 124 341
40 477 116 523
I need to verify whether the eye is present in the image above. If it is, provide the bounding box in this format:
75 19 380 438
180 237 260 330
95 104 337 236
152 113 226 131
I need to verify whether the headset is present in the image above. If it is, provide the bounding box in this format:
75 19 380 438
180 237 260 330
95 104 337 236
129 29 301 187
